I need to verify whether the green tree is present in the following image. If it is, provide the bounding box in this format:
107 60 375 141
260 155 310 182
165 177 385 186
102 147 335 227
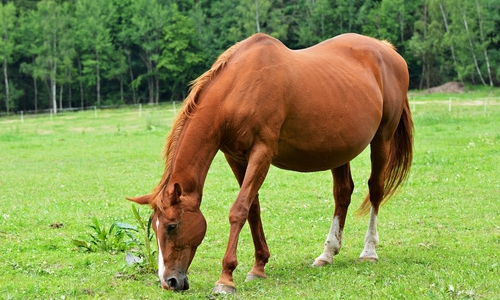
290 0 373 48
409 0 461 88
56 2 76 110
112 0 139 104
207 0 244 49
18 8 42 112
159 3 203 100
292 0 321 47
311 0 365 39
442 0 496 85
128 0 168 104
0 2 17 113
364 0 421 46
233 0 285 39
4 0 38 11
32 0 67 114
74 0 116 107
106 51 128 104
189 0 217 67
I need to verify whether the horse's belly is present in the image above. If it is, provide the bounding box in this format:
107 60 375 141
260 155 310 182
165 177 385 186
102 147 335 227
272 139 370 172
272 105 379 172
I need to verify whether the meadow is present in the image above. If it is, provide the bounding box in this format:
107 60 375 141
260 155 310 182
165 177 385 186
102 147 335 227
0 90 499 299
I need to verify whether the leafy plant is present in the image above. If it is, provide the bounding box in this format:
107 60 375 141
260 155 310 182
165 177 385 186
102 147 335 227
125 205 157 274
72 217 137 253
71 208 156 273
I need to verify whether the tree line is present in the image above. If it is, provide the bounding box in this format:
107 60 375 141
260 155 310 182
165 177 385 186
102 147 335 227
1 0 499 114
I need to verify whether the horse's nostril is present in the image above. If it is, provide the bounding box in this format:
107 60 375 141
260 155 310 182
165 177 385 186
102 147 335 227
163 274 188 291
166 277 178 290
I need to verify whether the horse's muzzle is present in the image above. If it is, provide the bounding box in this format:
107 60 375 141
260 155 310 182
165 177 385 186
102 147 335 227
162 274 189 291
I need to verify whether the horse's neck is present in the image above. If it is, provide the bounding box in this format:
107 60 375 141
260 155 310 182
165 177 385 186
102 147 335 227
168 113 220 195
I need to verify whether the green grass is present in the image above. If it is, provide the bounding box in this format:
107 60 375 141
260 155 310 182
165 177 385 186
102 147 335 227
0 93 499 299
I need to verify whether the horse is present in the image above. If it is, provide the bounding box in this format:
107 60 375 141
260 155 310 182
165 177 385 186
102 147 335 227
127 32 413 294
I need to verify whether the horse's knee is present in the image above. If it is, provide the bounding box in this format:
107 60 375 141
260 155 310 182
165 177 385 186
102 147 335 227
229 205 249 227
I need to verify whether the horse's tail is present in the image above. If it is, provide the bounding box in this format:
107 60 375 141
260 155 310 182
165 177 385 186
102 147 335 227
356 97 414 216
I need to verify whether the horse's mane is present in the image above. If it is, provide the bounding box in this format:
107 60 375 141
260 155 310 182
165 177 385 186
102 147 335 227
380 39 396 51
150 40 244 209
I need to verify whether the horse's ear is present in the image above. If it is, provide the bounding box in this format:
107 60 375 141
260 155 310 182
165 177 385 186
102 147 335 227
172 183 182 204
126 194 152 205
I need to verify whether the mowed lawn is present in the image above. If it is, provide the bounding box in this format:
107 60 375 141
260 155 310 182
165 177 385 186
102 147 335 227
0 94 499 299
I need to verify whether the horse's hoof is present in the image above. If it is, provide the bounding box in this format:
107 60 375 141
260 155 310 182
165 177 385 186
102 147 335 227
359 249 378 262
312 258 331 267
211 284 236 295
359 256 378 262
245 273 266 282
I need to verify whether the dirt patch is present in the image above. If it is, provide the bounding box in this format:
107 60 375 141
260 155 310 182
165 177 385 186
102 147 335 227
49 222 64 229
422 82 465 94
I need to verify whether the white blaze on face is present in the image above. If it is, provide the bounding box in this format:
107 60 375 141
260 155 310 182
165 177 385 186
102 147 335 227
156 218 166 283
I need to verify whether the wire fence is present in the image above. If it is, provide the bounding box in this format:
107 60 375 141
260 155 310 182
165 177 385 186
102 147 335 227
409 97 500 113
4 102 180 124
3 96 500 124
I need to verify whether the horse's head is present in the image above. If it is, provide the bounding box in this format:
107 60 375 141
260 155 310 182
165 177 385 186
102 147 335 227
127 183 206 291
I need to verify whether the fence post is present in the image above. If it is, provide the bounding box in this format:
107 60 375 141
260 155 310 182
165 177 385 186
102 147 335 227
21 111 24 124
50 109 53 121
94 106 97 118
139 103 142 117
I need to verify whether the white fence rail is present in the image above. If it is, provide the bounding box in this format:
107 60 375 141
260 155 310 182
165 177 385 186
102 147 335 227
3 97 500 123
2 102 181 123
409 97 500 113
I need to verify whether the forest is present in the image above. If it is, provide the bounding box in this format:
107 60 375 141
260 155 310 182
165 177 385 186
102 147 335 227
1 0 499 114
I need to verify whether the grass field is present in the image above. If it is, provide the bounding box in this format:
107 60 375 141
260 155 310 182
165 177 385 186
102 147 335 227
1 90 499 299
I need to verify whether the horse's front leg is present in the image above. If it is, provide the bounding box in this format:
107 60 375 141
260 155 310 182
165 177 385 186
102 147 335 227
212 146 273 294
313 164 354 266
222 154 270 282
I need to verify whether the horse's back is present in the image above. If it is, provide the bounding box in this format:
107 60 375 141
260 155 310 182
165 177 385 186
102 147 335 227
214 33 408 172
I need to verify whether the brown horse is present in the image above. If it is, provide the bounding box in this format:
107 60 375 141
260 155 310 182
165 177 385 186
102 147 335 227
127 33 413 294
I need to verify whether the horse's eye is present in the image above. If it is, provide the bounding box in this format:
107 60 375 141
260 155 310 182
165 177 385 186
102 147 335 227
167 223 179 233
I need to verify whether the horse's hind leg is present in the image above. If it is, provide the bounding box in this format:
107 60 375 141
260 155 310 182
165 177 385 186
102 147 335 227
313 163 354 266
245 196 270 281
360 139 390 261
360 206 379 261
223 154 270 281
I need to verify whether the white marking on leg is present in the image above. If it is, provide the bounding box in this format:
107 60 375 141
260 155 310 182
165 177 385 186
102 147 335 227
156 218 166 283
360 206 379 260
313 216 342 266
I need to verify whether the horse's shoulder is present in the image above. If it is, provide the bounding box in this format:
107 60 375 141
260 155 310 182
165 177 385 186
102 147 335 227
245 33 283 46
226 34 289 68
